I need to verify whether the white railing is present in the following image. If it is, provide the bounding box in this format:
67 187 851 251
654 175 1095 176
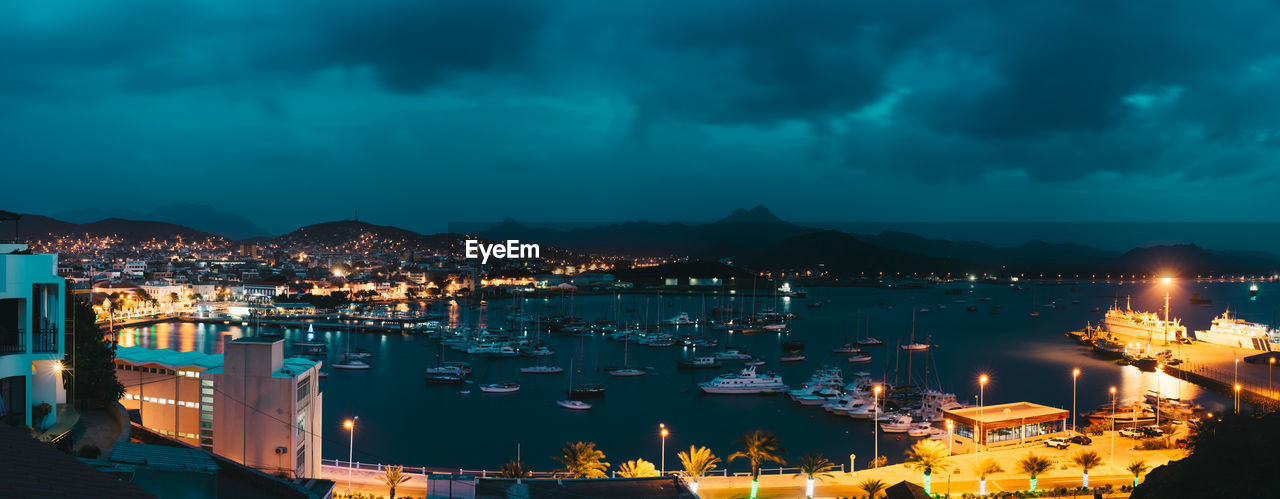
322 459 844 480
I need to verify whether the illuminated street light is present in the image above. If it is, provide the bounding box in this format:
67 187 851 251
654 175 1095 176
1071 368 1080 433
978 374 988 452
659 423 669 475
1235 384 1242 413
345 416 358 493
873 385 882 467
1109 386 1117 465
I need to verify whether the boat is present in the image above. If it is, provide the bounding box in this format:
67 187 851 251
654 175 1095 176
713 348 753 360
1103 299 1186 342
480 382 521 393
665 312 696 325
1192 310 1280 351
907 423 935 437
1251 284 1259 296
424 373 466 384
331 356 371 370
677 356 723 370
698 366 788 394
779 353 806 362
520 365 564 374
847 354 872 363
556 399 592 410
762 323 787 331
832 343 862 354
901 343 930 351
806 301 824 309
856 338 884 347
1085 404 1157 427
880 414 914 433
293 335 327 348
609 328 647 377
1092 337 1127 359
566 383 606 398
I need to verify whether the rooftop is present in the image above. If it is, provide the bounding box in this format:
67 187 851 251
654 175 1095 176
117 346 320 378
943 401 1067 424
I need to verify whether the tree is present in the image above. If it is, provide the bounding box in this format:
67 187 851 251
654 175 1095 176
793 452 834 498
1015 453 1053 492
1072 449 1103 488
63 293 124 408
677 445 720 494
379 464 411 499
858 478 888 499
499 460 531 478
553 441 610 478
973 457 1004 497
617 458 659 478
728 429 787 499
903 439 953 495
1127 458 1150 488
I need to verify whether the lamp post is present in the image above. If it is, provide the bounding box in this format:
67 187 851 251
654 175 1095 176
873 385 882 467
945 419 954 455
659 423 669 475
344 417 358 494
1071 368 1080 433
1161 277 1172 346
1155 365 1162 427
1270 358 1275 398
1235 384 1241 413
1109 386 1117 465
979 374 988 452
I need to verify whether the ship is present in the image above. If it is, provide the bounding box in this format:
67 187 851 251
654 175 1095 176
1193 310 1280 351
1103 301 1186 342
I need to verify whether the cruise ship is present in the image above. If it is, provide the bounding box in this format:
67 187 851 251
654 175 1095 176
1103 303 1186 342
698 366 788 394
1193 310 1280 351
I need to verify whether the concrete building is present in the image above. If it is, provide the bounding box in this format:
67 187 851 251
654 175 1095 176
943 401 1069 454
116 337 323 478
0 240 66 429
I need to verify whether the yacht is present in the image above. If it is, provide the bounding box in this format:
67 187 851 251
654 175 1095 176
698 366 788 394
665 312 696 325
847 354 872 363
677 356 723 370
713 348 753 360
900 342 930 351
520 365 564 374
832 343 862 354
556 400 592 410
828 396 872 414
480 382 521 393
880 414 915 433
918 391 964 422
779 353 806 362
609 367 646 377
762 323 787 331
856 337 884 347
907 423 936 437
332 356 371 370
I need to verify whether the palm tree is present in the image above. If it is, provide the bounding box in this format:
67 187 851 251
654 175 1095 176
793 452 834 498
380 464 412 499
617 458 659 478
499 460 531 478
1015 453 1053 492
903 439 953 495
553 441 610 478
858 478 889 499
1072 449 1104 488
1127 458 1150 487
973 457 1004 497
677 445 720 494
728 429 787 499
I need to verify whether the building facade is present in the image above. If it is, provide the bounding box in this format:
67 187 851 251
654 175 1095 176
943 402 1069 454
0 242 66 429
116 337 323 478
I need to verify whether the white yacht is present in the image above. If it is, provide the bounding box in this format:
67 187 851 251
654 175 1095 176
698 366 788 394
880 414 914 433
556 400 592 410
479 382 521 393
520 365 564 374
918 391 964 422
1193 310 1279 350
901 342 930 351
665 312 696 325
713 348 753 360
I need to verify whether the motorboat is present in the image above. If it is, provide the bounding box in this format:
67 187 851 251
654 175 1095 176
780 353 806 362
609 368 647 377
521 365 565 374
713 348 753 360
856 338 884 347
677 356 723 370
480 382 521 393
832 343 862 354
332 356 371 370
901 343 930 351
907 423 935 437
557 400 592 410
880 414 915 433
847 354 872 363
565 383 606 399
665 312 696 326
698 366 788 394
745 358 766 367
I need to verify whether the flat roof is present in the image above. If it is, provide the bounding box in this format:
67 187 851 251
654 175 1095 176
118 346 319 379
944 402 1067 424
230 337 283 344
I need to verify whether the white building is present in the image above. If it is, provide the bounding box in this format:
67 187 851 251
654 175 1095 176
124 260 148 278
115 337 323 478
0 241 66 429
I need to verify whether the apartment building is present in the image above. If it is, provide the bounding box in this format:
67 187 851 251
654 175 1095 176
0 237 66 429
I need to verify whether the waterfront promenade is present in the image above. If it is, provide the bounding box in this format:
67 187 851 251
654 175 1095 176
1101 326 1280 406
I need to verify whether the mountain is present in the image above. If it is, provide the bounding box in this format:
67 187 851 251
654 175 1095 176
735 230 972 274
11 214 218 241
55 203 272 240
717 204 785 224
275 220 432 246
1109 244 1280 276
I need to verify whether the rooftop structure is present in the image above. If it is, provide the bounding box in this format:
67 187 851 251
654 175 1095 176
943 401 1069 453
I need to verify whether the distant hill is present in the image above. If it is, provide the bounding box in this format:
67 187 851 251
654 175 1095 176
13 214 219 241
55 203 272 240
1109 244 1280 276
275 220 435 246
735 230 973 274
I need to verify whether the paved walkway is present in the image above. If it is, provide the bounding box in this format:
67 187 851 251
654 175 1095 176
696 430 1182 498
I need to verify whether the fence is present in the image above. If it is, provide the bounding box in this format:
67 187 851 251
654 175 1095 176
322 459 844 480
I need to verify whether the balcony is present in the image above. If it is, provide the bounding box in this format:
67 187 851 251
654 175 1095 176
0 329 25 355
33 327 57 353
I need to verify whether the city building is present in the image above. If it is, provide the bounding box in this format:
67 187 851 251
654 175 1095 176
943 402 1069 454
115 337 323 478
0 235 66 430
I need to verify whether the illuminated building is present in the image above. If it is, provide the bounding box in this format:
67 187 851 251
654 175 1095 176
943 402 1069 454
0 236 66 430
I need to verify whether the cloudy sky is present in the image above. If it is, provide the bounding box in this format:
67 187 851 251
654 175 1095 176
3 1 1279 234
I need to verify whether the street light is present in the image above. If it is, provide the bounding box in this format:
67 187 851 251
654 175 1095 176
1071 368 1080 433
873 385 882 467
1270 358 1275 398
345 416 358 494
1161 277 1172 346
979 374 988 452
1235 384 1242 413
1109 386 1117 465
1155 365 1162 427
945 419 954 455
659 423 669 475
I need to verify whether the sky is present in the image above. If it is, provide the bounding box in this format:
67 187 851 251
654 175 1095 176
3 1 1280 235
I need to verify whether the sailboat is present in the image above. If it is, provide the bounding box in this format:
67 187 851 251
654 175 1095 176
609 328 645 377
293 323 327 347
522 313 564 374
900 308 930 351
332 326 371 370
566 336 605 398
856 313 883 346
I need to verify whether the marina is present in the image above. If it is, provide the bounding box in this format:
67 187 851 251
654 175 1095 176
109 279 1267 471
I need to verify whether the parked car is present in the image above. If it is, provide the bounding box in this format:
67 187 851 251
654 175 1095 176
1044 436 1071 449
1119 428 1145 439
1140 426 1166 437
1069 434 1093 445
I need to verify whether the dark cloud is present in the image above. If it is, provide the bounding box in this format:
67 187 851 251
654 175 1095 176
2 0 1280 227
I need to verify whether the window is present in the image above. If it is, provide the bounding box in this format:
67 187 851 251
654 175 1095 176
296 411 307 437
201 380 214 387
199 421 212 429
955 422 974 439
200 413 213 421
296 445 306 474
201 388 213 396
296 376 310 402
